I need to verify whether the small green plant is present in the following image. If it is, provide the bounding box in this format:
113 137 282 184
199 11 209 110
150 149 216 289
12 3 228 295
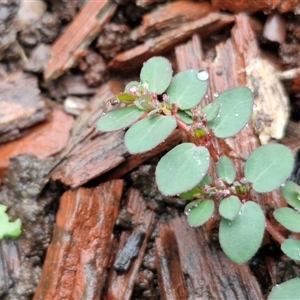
0 204 22 240
97 56 300 297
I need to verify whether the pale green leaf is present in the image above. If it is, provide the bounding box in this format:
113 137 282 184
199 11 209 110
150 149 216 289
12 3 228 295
186 200 214 227
216 155 236 184
167 70 208 110
156 143 210 196
177 110 193 124
244 144 294 193
202 102 220 121
219 201 265 264
140 56 173 94
207 87 253 138
96 107 144 132
219 196 242 220
280 181 300 209
281 239 300 261
274 207 300 232
0 205 22 240
268 278 300 300
125 115 176 154
179 175 212 200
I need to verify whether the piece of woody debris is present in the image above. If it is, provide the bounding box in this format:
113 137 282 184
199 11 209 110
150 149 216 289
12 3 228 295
262 11 286 44
0 72 49 144
33 180 124 300
132 1 212 40
44 0 117 82
278 0 300 13
211 0 279 13
104 188 155 300
136 0 165 7
108 12 234 73
0 110 74 181
156 217 264 299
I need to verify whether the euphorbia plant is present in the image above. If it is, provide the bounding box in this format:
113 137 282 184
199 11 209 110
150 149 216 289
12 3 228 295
97 56 300 298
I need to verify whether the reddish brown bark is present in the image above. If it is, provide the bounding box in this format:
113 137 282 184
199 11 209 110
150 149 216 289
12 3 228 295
33 180 124 300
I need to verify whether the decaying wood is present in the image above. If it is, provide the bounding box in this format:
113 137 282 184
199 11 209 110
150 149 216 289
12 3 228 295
33 180 124 300
0 72 49 143
156 217 264 299
0 239 20 296
103 188 155 300
132 1 212 40
211 0 279 13
44 0 117 81
0 110 74 181
108 12 234 73
136 0 165 7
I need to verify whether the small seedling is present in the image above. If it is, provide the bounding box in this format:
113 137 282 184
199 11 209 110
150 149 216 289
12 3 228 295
0 204 22 240
97 56 299 298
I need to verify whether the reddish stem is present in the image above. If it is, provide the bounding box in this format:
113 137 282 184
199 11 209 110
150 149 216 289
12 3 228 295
265 219 285 244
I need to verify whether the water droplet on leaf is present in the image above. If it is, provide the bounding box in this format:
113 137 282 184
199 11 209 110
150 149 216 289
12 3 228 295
234 113 239 117
197 70 209 81
297 193 300 201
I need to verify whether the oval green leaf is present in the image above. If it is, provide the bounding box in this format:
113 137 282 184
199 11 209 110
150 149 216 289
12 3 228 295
179 175 212 200
156 143 210 196
177 110 193 124
186 200 214 227
274 207 300 232
125 115 176 154
244 144 294 193
207 87 253 138
268 278 300 300
281 239 300 261
96 107 144 132
219 201 265 264
219 196 242 221
202 103 221 121
167 70 208 110
140 56 173 94
280 181 300 209
216 155 236 184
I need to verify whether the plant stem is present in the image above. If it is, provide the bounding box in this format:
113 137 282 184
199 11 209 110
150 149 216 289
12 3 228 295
265 219 285 244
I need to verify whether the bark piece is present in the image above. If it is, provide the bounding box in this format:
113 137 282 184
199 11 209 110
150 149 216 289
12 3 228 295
33 180 124 300
50 81 127 188
0 110 74 181
108 12 234 73
156 217 264 299
278 0 300 13
104 188 155 300
0 72 48 143
44 1 117 81
135 1 212 39
136 0 165 7
212 0 279 13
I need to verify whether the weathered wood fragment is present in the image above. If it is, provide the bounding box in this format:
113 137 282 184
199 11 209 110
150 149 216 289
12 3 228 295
278 0 300 13
44 1 117 81
108 12 234 73
133 1 212 40
212 0 279 13
33 180 124 300
156 217 264 299
0 72 48 143
136 0 164 7
0 110 74 181
104 188 155 300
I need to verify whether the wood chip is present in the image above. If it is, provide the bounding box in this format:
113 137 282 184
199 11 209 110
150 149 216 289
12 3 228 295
103 188 155 300
33 180 124 300
0 72 48 143
212 0 279 13
156 217 264 299
44 1 117 82
0 109 74 181
108 12 234 73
